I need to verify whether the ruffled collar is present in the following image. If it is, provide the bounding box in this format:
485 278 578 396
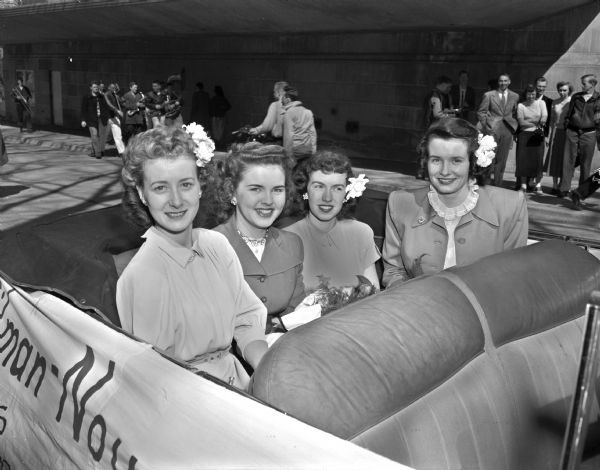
427 182 479 221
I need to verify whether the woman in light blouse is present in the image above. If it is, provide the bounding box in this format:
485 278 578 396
116 125 267 390
515 84 548 194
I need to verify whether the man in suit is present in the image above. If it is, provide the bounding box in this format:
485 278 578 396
450 70 476 122
81 81 111 159
477 73 520 186
559 74 600 197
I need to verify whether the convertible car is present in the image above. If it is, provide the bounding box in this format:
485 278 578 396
1 193 599 469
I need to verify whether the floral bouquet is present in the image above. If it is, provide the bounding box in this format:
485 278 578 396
302 274 377 315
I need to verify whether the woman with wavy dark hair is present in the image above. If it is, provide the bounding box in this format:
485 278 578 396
117 125 267 390
285 150 380 291
205 142 305 332
382 117 528 288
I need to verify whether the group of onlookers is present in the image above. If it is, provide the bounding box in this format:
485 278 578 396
80 78 231 159
424 71 600 210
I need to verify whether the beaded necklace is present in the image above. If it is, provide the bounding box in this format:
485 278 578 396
237 228 269 261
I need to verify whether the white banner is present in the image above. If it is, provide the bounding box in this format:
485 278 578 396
0 276 406 469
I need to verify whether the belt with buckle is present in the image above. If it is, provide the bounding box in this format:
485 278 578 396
568 125 595 134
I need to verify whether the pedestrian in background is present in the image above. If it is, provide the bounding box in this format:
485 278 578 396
81 80 110 159
209 85 231 149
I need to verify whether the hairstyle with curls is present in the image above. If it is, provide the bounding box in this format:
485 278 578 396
522 83 537 100
556 81 574 95
121 125 208 228
292 150 358 220
203 142 295 224
418 117 491 186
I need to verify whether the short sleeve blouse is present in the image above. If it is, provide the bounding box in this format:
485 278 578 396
284 217 380 290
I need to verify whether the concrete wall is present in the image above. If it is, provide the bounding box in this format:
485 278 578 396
2 3 600 165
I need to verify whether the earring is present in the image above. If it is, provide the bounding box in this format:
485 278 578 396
231 198 237 206
198 191 202 198
302 193 308 200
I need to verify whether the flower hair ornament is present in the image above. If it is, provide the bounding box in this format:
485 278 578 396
345 174 369 202
475 134 496 168
182 122 215 167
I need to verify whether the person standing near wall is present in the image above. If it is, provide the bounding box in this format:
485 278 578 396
477 73 519 186
81 80 110 159
190 81 210 129
450 71 475 122
544 81 573 194
164 75 184 128
209 85 231 149
144 80 167 129
281 85 316 165
123 81 145 143
104 83 125 159
558 74 600 197
12 78 33 133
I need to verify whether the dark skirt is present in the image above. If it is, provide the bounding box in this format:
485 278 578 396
516 130 544 179
544 127 566 178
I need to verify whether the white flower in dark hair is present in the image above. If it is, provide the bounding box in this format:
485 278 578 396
182 122 215 167
345 174 369 202
475 134 496 168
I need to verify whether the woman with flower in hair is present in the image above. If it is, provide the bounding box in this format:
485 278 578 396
382 117 528 288
285 150 380 292
206 142 305 332
116 124 267 390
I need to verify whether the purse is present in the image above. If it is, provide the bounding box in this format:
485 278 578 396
532 125 544 139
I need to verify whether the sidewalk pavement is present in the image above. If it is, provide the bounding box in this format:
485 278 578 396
1 124 599 247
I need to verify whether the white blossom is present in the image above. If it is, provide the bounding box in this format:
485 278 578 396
182 122 215 167
475 134 496 168
345 174 369 201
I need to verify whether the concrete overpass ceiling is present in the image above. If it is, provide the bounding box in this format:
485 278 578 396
0 0 593 44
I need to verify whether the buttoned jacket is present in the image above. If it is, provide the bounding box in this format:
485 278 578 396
477 89 520 135
123 91 145 125
382 185 528 288
213 217 305 317
81 92 110 126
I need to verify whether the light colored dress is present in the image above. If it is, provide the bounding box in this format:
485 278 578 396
116 226 267 390
284 217 380 290
516 100 547 178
